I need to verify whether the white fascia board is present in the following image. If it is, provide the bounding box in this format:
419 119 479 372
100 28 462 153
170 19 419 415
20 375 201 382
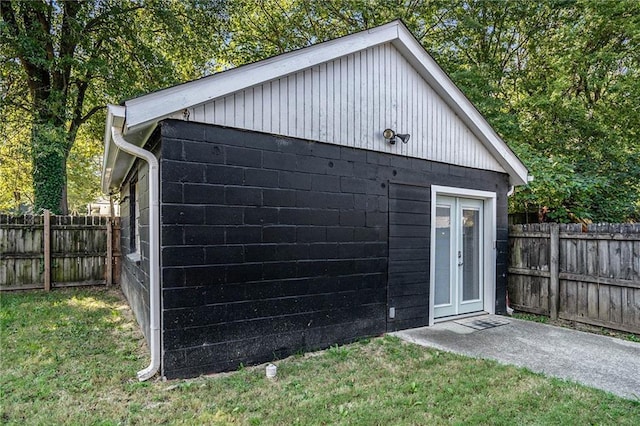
393 27 529 186
124 22 402 132
101 105 126 193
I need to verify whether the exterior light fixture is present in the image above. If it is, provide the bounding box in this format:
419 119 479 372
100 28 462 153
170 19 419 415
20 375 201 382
383 128 410 145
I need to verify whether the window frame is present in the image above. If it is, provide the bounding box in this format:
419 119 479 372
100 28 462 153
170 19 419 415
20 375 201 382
127 175 141 262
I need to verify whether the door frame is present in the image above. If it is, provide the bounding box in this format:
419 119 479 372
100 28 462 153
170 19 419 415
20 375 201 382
429 186 497 326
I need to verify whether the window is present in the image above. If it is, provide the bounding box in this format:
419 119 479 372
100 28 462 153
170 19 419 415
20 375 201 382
129 177 140 256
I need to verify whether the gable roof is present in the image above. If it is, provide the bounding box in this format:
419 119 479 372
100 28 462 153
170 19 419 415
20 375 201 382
102 20 529 192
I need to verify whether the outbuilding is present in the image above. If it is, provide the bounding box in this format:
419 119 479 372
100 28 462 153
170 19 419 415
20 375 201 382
102 21 529 379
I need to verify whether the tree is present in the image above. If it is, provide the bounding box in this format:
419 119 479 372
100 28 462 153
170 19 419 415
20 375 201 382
511 0 640 222
194 0 640 222
218 0 456 66
0 108 33 213
0 0 226 214
3 0 638 221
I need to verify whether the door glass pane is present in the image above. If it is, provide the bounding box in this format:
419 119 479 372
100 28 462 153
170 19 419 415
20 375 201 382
435 206 451 305
462 208 480 301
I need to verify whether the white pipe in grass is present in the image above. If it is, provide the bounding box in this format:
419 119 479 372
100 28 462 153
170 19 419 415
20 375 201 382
266 364 277 378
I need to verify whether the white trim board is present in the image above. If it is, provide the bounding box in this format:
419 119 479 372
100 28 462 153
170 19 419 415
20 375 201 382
125 23 400 131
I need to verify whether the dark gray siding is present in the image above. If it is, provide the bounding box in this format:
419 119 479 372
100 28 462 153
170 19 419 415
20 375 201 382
387 183 431 331
158 119 510 378
119 158 152 342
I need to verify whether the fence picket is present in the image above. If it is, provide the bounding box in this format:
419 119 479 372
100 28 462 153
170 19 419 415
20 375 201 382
610 287 623 324
587 283 598 319
44 210 51 291
577 281 588 319
599 285 611 322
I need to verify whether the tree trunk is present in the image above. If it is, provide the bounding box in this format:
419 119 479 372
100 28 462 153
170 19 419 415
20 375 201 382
31 120 69 215
59 156 69 215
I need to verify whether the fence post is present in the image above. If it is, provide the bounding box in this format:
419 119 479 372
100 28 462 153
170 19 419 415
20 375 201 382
549 223 559 319
106 219 113 287
44 210 51 291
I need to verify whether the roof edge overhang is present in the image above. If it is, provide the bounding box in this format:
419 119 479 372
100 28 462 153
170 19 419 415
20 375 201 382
124 21 402 132
101 105 125 193
101 20 529 193
101 104 157 193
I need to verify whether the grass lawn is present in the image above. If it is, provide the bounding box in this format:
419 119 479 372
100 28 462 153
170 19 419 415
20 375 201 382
1 288 638 425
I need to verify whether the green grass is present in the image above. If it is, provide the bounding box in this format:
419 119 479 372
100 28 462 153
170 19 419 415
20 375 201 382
1 288 639 425
512 311 640 343
512 312 549 324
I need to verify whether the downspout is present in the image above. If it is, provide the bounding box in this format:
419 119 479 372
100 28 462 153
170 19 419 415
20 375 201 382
111 127 161 381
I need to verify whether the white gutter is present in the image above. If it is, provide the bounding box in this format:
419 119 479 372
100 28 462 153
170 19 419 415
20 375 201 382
110 126 161 381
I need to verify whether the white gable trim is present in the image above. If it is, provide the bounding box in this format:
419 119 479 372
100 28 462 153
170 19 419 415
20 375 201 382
125 22 401 131
186 43 507 173
393 30 528 185
105 20 529 192
101 105 125 193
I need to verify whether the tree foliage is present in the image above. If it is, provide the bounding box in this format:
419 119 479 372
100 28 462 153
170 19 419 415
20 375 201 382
1 0 638 222
219 0 640 222
0 0 225 214
0 107 32 213
512 0 640 222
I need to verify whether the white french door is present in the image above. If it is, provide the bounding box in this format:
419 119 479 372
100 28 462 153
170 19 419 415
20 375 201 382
433 196 484 319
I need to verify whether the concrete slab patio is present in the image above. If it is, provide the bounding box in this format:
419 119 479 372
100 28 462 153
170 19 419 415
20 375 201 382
393 315 640 400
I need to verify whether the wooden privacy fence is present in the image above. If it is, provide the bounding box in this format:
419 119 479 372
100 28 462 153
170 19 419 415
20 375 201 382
0 212 120 291
508 223 640 334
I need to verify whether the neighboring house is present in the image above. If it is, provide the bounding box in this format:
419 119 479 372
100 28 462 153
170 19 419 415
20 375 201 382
87 197 120 216
101 21 529 379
